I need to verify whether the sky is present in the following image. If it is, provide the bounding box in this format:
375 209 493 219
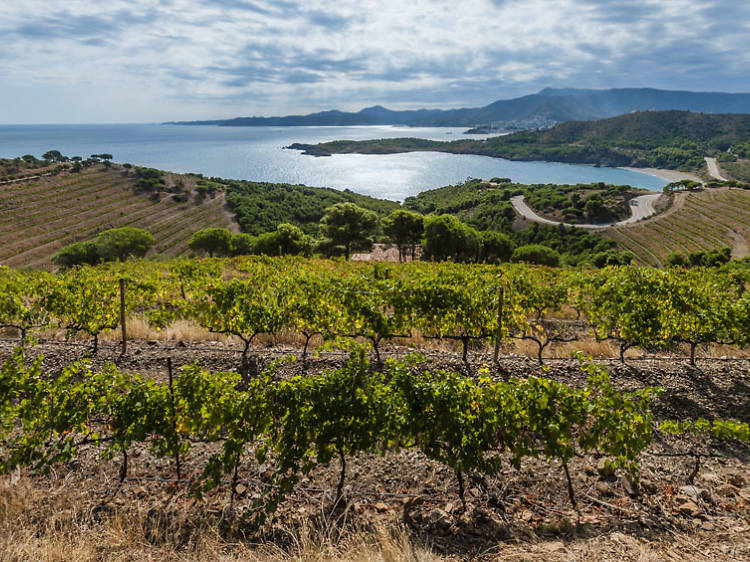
2 0 749 123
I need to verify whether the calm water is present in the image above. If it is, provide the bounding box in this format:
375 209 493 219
0 124 665 200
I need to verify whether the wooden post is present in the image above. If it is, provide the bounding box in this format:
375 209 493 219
493 286 504 363
119 278 127 355
167 357 181 480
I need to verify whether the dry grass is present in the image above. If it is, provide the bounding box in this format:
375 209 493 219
0 473 441 562
2 472 748 561
510 338 619 359
107 316 233 343
88 317 750 361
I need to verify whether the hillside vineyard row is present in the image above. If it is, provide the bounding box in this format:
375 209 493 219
1 257 748 364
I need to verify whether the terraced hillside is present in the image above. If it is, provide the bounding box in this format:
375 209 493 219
603 187 750 265
0 165 235 269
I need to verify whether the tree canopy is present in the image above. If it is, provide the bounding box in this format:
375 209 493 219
188 228 233 257
318 203 379 260
422 214 481 262
52 228 154 268
94 227 154 261
382 209 424 261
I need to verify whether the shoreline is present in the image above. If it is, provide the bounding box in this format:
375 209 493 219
621 166 702 184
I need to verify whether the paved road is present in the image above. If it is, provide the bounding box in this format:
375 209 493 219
704 157 728 181
510 193 663 230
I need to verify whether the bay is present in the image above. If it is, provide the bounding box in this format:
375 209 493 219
0 124 665 201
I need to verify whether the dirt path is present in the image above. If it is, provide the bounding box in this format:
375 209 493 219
0 172 53 185
705 157 728 181
220 192 242 234
730 229 750 258
511 193 663 230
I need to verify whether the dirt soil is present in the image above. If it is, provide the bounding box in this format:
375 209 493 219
1 338 749 560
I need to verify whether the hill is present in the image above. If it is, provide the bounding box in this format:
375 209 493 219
3 155 745 270
0 159 400 268
289 111 750 176
400 178 750 264
222 179 399 235
169 87 750 129
0 164 236 269
603 188 750 265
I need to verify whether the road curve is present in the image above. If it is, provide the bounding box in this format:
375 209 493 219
510 193 663 230
704 157 728 181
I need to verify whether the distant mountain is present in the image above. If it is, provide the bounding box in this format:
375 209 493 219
167 88 750 129
166 105 453 127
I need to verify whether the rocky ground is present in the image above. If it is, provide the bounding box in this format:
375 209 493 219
1 338 748 560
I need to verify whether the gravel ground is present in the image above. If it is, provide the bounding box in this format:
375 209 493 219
1 338 748 559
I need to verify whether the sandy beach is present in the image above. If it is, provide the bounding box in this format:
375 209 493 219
621 166 703 183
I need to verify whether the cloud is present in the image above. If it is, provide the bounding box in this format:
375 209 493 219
0 0 748 123
304 10 354 30
6 9 156 40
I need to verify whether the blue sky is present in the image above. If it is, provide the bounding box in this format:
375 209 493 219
2 0 749 123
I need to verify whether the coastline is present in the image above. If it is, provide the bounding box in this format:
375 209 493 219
621 166 702 184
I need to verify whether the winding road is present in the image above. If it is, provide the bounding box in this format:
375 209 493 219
510 193 663 230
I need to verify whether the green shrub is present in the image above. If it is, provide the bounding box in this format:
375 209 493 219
480 231 514 263
665 252 689 267
230 233 256 256
591 249 635 268
52 241 99 268
511 244 560 267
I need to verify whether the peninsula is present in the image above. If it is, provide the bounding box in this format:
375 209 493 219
286 110 750 180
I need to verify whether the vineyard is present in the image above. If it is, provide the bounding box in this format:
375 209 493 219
0 165 235 269
1 256 749 559
604 187 750 266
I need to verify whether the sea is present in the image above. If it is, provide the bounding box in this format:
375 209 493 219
0 124 666 201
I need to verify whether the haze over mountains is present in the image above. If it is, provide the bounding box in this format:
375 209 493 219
168 87 750 129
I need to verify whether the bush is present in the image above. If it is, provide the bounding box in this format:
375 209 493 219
665 252 689 267
591 249 635 268
134 167 166 192
230 233 256 256
689 247 732 267
52 241 99 268
480 231 514 263
511 244 560 266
